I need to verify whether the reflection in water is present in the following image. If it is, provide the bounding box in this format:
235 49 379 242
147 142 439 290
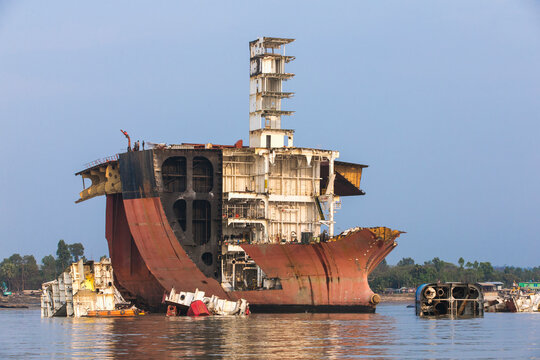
99 312 396 359
59 312 395 359
1 304 539 359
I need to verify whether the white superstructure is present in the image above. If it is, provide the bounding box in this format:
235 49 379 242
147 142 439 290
222 38 343 246
249 37 295 148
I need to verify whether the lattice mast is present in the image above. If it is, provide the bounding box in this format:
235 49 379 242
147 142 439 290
249 37 295 148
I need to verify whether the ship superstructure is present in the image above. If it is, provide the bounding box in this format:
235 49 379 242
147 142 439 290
75 37 402 312
248 37 295 148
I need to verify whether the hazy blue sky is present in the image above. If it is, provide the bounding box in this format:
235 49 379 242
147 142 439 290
0 1 539 267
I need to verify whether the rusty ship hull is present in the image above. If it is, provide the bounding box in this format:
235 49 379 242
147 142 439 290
92 149 401 312
106 194 396 311
77 37 402 312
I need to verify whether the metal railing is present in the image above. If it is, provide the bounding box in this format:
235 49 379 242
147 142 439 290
223 204 265 219
82 154 119 170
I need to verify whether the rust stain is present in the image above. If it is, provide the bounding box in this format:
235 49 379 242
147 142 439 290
312 244 331 303
307 276 315 305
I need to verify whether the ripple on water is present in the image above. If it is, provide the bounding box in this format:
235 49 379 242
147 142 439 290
0 304 539 359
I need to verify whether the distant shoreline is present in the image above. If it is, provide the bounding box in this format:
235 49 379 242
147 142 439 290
380 293 415 303
2 291 416 309
0 293 41 309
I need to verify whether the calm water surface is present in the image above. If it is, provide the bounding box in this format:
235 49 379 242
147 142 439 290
0 303 538 359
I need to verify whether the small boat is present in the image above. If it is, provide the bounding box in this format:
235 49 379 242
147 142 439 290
85 309 146 317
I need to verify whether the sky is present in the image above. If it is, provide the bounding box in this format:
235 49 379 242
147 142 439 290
0 1 539 267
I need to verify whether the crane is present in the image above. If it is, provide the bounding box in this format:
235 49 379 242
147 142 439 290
120 129 131 151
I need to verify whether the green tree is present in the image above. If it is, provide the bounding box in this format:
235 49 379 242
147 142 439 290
0 254 44 291
387 268 413 288
375 259 389 271
417 265 438 285
397 257 415 266
0 259 17 290
68 243 85 262
56 240 71 273
478 261 494 281
8 254 23 291
369 257 540 292
41 255 57 281
22 255 41 289
431 257 444 273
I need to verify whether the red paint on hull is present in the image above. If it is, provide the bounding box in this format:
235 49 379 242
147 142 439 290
122 197 228 298
105 194 165 306
107 195 398 310
238 230 395 307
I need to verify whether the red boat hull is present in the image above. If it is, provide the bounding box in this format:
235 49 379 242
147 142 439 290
105 194 398 312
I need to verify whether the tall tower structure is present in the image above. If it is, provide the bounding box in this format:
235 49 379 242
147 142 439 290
249 37 295 148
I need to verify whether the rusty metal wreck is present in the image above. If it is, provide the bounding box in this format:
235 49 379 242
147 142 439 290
74 37 403 312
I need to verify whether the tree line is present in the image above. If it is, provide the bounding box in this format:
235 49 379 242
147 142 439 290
369 257 540 292
2 244 538 293
0 240 86 291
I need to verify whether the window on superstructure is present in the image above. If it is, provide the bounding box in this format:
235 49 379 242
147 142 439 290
193 200 211 245
193 157 213 192
267 78 280 92
275 59 282 73
162 157 187 192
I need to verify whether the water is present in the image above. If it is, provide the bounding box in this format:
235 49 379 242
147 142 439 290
0 304 538 359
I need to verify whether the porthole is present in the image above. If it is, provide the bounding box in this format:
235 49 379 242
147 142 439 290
202 252 213 266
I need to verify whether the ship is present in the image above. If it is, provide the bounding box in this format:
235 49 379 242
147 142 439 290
75 37 403 312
